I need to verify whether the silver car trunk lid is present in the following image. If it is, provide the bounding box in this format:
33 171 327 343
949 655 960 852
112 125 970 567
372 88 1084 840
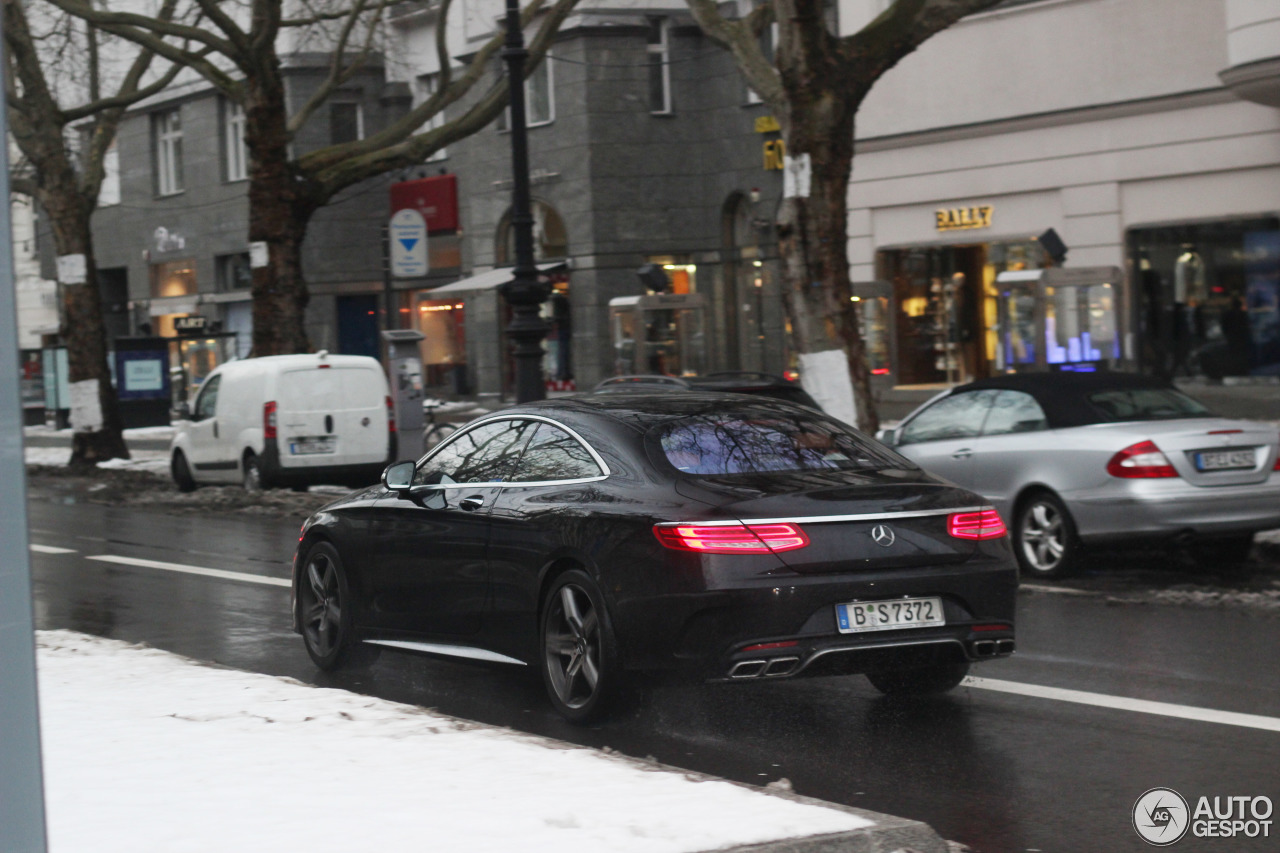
1087 418 1277 487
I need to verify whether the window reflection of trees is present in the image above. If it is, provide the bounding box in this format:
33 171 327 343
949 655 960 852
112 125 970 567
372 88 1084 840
511 424 602 482
659 411 895 475
415 420 536 485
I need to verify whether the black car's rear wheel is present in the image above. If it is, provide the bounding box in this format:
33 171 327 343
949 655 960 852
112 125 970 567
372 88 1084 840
866 661 970 695
299 542 376 671
540 569 624 724
1014 491 1079 578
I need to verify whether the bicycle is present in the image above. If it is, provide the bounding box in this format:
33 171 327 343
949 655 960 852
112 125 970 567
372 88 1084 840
423 399 459 450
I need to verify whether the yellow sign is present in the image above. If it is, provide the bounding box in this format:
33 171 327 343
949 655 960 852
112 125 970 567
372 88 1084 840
936 205 993 231
763 139 786 170
755 115 781 134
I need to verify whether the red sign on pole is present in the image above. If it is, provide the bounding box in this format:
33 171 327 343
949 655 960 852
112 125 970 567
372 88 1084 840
390 175 459 234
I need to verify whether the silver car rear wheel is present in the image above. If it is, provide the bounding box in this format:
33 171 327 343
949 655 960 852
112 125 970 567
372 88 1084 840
1015 493 1077 577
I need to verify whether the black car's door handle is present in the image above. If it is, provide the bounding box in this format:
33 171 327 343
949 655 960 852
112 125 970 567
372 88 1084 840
459 495 486 512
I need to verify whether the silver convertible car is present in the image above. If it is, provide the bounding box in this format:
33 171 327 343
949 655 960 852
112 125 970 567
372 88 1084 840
877 373 1280 577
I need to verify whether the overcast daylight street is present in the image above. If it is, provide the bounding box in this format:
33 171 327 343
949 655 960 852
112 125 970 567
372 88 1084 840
4 0 1280 852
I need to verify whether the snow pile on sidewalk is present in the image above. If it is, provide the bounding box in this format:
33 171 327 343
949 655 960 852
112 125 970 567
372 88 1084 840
25 446 170 474
37 631 870 853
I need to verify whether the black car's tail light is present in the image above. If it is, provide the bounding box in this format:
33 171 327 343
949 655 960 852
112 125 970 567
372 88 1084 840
653 522 809 554
263 401 278 439
948 509 1007 540
1106 440 1178 478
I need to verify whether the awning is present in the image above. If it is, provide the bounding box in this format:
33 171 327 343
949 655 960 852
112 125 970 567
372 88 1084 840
425 261 568 296
147 296 199 317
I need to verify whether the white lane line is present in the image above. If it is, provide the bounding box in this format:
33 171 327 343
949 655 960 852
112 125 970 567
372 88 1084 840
1019 584 1093 596
965 676 1280 733
30 544 78 555
86 555 290 588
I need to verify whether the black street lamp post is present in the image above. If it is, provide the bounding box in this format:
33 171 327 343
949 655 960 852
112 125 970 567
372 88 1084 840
500 0 549 403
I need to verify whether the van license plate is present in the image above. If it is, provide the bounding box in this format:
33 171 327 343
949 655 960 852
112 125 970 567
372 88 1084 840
1195 450 1254 471
836 597 944 634
290 438 335 455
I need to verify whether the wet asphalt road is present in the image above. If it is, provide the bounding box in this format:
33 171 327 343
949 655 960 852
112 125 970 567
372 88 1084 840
25 497 1280 853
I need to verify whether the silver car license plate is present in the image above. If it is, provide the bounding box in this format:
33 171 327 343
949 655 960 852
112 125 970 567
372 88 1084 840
836 597 945 634
1195 449 1255 471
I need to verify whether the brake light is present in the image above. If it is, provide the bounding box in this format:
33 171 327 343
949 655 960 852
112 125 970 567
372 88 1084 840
948 509 1007 540
654 522 809 554
263 401 277 439
1274 434 1280 471
386 395 396 433
1107 440 1178 478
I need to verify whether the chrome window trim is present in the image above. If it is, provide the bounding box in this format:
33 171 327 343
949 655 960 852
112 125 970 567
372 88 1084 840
412 413 611 490
653 505 992 527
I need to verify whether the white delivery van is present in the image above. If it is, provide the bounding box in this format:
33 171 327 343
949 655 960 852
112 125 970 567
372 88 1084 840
170 352 395 491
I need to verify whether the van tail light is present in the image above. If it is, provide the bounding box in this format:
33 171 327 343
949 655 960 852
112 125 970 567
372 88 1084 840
386 395 396 433
948 509 1007 540
263 401 277 439
1107 440 1178 478
1274 435 1279 471
654 522 809 554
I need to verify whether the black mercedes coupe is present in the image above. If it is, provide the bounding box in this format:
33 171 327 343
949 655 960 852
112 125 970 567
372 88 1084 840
291 394 1018 722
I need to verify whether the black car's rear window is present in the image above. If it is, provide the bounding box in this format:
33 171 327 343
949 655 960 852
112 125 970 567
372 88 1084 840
1086 388 1211 422
653 411 898 475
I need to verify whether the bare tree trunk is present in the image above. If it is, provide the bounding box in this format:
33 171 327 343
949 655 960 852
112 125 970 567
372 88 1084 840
246 81 317 356
41 191 129 465
776 98 879 432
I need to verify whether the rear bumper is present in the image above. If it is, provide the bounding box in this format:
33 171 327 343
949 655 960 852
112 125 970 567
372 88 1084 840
262 438 389 489
609 556 1018 677
1068 476 1280 543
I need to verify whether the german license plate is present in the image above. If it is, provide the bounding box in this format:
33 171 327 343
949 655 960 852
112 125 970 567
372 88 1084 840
1194 449 1254 471
836 597 945 634
290 437 335 455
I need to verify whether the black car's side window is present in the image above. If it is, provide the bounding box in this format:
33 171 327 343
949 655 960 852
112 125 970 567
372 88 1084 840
510 423 604 482
981 390 1048 436
899 390 997 445
193 374 220 421
414 419 536 485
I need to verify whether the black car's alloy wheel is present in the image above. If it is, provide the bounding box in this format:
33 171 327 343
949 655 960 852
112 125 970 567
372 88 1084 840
1014 491 1078 578
541 570 622 723
299 542 375 671
866 661 970 695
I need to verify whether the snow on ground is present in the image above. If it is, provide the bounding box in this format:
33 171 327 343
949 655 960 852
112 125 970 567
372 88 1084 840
24 424 176 440
36 631 870 853
24 446 170 474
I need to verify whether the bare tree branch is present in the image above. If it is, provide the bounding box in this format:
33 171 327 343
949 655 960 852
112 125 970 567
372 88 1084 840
287 0 391 135
685 0 784 112
41 0 239 55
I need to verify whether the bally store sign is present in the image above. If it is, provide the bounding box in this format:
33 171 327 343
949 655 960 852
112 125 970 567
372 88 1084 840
936 205 994 232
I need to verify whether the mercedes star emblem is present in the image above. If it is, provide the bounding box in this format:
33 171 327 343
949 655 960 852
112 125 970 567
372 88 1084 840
871 524 896 547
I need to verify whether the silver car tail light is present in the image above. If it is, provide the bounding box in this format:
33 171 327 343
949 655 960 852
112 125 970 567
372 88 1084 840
1106 440 1179 479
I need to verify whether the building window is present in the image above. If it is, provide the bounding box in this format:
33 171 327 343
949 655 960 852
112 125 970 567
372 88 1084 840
330 101 363 145
154 108 183 196
216 253 252 291
150 259 197 299
99 140 121 207
499 53 555 130
647 18 672 114
224 99 248 182
415 74 447 161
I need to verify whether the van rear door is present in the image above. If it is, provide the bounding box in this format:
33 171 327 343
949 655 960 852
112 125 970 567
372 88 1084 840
277 365 388 469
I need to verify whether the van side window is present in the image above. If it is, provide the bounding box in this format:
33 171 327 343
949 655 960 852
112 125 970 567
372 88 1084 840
193 375 221 421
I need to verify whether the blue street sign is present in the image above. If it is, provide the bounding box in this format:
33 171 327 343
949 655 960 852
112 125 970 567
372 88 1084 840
389 208 428 278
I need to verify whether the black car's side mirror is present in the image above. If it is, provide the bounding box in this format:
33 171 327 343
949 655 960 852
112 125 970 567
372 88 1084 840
382 461 416 493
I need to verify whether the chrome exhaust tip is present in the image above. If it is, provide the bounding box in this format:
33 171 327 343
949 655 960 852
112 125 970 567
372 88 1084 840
729 660 767 679
972 640 997 657
763 656 800 677
996 639 1015 655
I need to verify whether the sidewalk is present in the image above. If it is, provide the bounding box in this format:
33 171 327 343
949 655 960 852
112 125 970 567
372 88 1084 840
35 631 948 853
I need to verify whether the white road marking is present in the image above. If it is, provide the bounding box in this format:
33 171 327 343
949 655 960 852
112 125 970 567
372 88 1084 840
965 676 1280 733
30 544 78 555
86 555 290 588
1019 584 1093 596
